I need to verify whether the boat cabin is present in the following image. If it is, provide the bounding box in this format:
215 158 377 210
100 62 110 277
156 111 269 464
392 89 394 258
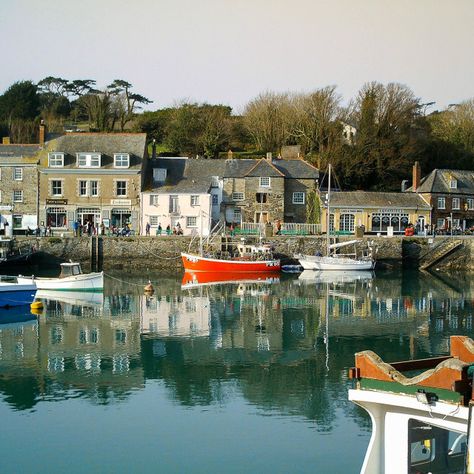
236 242 273 258
349 335 474 473
59 262 83 278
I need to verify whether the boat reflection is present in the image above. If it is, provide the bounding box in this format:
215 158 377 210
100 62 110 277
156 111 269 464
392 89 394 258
181 271 280 289
0 305 37 326
297 270 374 284
36 290 104 307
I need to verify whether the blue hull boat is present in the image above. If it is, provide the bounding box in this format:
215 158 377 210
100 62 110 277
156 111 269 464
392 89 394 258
0 281 37 308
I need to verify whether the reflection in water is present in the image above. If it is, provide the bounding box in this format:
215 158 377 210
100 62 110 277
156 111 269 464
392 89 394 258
1 270 474 428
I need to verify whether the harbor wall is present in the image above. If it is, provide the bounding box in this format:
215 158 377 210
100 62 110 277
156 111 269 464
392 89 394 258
12 235 467 271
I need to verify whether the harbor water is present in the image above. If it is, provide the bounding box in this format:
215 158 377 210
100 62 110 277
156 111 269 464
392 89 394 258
0 269 472 473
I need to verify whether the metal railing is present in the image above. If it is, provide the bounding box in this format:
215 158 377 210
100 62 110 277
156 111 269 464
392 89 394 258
236 222 322 235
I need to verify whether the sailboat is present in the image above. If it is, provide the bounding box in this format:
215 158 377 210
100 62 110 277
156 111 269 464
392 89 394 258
296 164 375 271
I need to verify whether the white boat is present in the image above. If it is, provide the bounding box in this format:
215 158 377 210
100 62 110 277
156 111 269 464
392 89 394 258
0 280 37 307
349 335 474 473
296 164 375 271
18 262 103 291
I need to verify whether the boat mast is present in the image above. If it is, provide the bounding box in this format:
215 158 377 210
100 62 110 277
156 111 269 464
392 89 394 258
199 209 203 257
326 163 331 256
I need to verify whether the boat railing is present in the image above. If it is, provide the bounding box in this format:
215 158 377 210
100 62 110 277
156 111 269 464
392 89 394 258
349 335 474 405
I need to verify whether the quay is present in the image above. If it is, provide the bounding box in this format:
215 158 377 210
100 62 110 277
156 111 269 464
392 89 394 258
10 235 474 272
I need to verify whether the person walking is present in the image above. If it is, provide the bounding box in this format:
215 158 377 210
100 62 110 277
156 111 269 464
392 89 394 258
146 222 151 236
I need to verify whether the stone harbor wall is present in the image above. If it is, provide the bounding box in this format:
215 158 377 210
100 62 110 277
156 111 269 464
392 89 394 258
12 235 474 272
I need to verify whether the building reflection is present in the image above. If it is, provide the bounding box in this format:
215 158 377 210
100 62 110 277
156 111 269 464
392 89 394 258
0 270 474 431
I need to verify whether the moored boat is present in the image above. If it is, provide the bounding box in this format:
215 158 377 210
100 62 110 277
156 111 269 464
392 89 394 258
348 335 474 473
18 262 103 291
0 280 37 307
181 241 280 272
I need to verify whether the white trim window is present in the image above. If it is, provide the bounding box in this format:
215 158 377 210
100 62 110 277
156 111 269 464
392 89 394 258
116 180 127 197
13 167 23 180
153 168 167 183
437 218 445 228
449 178 458 189
13 190 23 202
48 153 64 167
437 197 446 210
149 195 159 206
150 216 159 226
468 198 474 210
114 153 130 168
232 192 244 201
51 180 63 197
190 195 199 206
77 153 101 168
79 180 88 196
90 180 99 197
186 216 197 227
452 197 460 210
259 177 271 188
292 192 305 204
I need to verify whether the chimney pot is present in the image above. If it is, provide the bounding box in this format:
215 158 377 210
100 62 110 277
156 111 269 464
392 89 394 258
413 161 421 192
39 121 46 146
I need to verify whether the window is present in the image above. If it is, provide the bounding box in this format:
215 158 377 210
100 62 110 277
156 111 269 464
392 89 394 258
48 153 64 167
77 153 101 168
259 177 271 187
79 180 88 196
233 208 242 222
190 195 199 206
187 216 197 227
150 216 159 226
149 195 159 206
437 197 446 209
256 193 267 203
51 180 63 196
13 190 23 202
437 218 446 229
114 153 130 168
232 192 244 201
12 215 22 229
13 168 22 180
212 194 218 205
169 195 179 213
452 197 460 210
47 208 67 227
339 214 355 232
293 192 305 204
153 168 167 183
450 178 458 189
116 181 127 196
90 181 99 197
468 198 474 210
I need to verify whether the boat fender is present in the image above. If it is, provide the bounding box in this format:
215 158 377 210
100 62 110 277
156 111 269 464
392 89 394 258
144 281 154 293
30 300 44 311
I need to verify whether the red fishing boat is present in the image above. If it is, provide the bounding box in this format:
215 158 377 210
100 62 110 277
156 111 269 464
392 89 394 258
181 241 280 273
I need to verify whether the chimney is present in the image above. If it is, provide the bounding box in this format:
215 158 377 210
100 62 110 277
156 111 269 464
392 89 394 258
266 152 272 162
39 120 46 146
413 161 421 192
2 137 10 145
152 139 157 160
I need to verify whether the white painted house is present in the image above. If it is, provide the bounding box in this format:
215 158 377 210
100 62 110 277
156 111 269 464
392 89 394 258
141 157 225 236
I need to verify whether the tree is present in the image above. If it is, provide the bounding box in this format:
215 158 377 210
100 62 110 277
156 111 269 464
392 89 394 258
243 92 291 152
199 105 232 158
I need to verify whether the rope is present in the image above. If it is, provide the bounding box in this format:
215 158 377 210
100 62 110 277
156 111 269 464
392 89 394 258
103 272 155 286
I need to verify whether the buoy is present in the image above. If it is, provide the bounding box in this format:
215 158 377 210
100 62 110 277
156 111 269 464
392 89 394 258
144 280 154 293
30 300 44 312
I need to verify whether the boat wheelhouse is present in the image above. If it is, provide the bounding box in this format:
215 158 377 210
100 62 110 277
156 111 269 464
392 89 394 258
348 335 474 473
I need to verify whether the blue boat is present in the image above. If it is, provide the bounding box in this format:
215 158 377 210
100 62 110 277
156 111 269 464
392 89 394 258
0 305 37 325
0 281 37 308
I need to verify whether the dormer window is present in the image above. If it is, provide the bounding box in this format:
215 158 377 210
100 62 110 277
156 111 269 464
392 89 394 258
49 152 64 167
153 168 167 183
114 153 130 168
259 177 271 188
449 178 457 189
77 153 101 168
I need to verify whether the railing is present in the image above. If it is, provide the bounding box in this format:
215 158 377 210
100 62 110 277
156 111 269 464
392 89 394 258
235 222 322 236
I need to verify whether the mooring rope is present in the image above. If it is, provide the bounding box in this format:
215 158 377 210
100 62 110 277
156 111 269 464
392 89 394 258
103 272 156 286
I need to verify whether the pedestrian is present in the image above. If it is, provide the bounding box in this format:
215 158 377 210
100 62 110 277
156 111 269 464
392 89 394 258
100 222 105 235
40 221 46 237
157 223 162 235
146 222 151 236
72 220 78 237
166 224 171 235
87 220 92 236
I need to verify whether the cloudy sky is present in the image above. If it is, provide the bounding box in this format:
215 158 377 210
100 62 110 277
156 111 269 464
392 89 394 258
1 0 472 112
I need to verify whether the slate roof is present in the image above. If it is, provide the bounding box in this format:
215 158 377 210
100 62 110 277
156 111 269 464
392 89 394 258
0 144 41 164
223 158 318 179
42 133 147 169
409 169 474 195
329 191 431 209
272 159 319 179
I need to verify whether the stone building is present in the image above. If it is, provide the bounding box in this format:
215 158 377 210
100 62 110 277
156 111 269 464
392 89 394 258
0 142 41 234
36 132 147 233
408 161 474 231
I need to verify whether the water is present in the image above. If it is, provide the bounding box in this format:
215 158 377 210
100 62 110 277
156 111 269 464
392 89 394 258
0 269 472 473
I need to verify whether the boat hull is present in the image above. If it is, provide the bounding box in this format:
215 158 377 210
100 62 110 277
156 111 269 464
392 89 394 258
297 255 375 271
181 253 280 272
0 282 37 307
17 272 103 291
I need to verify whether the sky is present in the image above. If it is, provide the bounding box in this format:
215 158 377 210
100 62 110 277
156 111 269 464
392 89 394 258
1 0 473 113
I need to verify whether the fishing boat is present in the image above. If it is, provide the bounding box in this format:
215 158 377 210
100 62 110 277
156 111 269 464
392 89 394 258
296 164 375 271
0 280 37 307
348 335 474 473
18 262 103 291
181 240 280 273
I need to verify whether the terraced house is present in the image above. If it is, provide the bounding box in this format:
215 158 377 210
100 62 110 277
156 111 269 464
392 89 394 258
37 132 147 233
0 141 41 234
